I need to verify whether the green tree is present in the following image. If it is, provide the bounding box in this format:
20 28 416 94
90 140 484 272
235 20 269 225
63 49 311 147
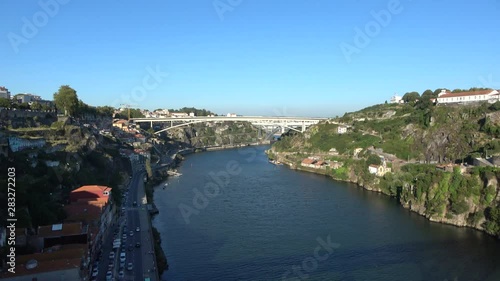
366 154 382 166
30 101 42 111
489 101 500 111
402 92 420 103
421 89 435 100
54 85 78 116
0 97 10 108
19 102 30 110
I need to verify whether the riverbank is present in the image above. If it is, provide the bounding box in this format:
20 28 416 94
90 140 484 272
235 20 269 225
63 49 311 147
266 150 500 238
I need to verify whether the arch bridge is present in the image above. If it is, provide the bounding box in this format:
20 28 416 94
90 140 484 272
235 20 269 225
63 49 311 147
130 116 327 135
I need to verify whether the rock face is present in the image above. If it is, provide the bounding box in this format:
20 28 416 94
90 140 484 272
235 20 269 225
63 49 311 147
164 121 259 148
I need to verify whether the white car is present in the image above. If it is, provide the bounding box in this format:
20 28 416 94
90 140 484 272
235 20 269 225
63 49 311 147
106 271 113 281
91 267 98 277
109 252 115 259
120 252 126 262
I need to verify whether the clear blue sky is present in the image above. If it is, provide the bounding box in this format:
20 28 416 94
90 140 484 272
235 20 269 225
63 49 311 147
1 0 499 117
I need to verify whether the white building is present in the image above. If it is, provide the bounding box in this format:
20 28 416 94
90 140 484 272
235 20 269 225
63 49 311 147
337 126 347 134
390 95 403 104
0 86 10 99
171 112 189 118
227 113 237 117
14 93 41 103
436 89 500 104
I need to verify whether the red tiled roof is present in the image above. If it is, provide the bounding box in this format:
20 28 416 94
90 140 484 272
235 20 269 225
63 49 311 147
438 90 494 98
302 158 316 164
70 185 111 203
315 160 325 166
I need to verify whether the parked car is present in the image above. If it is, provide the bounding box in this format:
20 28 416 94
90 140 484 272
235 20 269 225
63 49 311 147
127 262 133 271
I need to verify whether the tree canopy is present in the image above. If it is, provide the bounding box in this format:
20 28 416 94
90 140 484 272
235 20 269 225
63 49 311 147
54 85 78 116
168 107 216 116
402 92 420 103
0 97 10 108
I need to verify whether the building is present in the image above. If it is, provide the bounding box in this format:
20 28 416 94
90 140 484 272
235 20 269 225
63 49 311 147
301 158 316 168
328 148 339 156
171 112 189 118
8 137 46 152
390 95 403 104
337 126 347 134
227 113 237 117
0 86 10 99
33 222 88 251
189 112 195 117
112 119 128 130
13 93 41 104
368 160 392 176
0 244 86 281
436 89 500 104
67 185 114 267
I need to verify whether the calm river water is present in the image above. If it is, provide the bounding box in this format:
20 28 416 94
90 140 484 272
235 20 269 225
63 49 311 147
153 145 500 281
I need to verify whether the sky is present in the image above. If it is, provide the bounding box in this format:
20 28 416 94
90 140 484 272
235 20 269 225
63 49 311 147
1 0 500 117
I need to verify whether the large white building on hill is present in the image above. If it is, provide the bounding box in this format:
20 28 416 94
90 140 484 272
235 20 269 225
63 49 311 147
435 89 500 104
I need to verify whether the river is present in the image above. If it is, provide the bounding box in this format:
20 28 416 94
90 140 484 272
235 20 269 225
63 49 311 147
152 145 500 281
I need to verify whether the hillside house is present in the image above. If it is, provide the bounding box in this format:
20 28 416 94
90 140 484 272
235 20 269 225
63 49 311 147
337 126 347 134
368 161 391 176
301 158 316 168
328 148 339 156
436 89 500 104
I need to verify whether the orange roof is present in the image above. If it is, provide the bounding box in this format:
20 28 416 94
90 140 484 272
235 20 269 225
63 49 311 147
369 164 379 168
37 222 84 238
438 90 494 98
315 160 325 165
302 158 316 164
70 185 111 203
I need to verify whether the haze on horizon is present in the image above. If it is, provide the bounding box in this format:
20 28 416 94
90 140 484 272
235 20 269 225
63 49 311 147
1 0 499 117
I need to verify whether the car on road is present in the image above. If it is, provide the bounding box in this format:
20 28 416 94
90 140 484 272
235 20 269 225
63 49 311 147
136 227 140 232
129 231 134 236
106 270 113 281
109 252 115 259
135 242 141 248
91 267 98 277
120 252 126 262
127 262 133 271
133 201 137 206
